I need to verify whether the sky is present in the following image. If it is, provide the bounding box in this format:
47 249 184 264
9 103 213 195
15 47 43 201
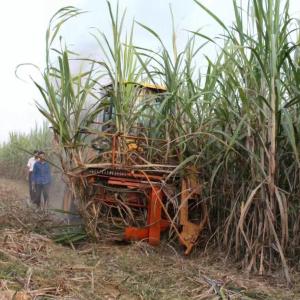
0 0 299 142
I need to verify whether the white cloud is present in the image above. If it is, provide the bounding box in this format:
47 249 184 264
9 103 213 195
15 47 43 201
0 0 83 142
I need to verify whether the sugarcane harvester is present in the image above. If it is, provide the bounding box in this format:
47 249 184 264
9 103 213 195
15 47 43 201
69 83 208 255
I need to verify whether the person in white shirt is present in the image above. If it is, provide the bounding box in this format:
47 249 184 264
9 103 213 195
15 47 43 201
27 150 39 202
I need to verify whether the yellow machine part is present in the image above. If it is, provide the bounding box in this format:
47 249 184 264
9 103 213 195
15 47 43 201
179 166 208 255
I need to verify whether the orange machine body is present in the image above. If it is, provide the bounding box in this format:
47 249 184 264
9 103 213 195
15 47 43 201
85 166 171 246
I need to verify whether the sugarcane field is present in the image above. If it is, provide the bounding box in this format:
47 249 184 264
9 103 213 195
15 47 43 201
1 0 300 299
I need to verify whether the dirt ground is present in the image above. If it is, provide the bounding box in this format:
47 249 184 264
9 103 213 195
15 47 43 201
0 178 299 300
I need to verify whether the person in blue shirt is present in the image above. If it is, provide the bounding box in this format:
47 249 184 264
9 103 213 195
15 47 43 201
32 151 51 208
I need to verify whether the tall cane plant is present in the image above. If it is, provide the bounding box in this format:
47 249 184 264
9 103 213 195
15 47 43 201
193 0 300 284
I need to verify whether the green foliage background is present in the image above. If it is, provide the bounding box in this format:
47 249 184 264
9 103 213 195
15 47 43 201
0 124 53 179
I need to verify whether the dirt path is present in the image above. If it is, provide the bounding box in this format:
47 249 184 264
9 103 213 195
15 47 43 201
0 175 65 210
0 178 298 300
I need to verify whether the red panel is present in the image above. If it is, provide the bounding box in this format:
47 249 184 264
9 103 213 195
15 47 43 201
148 186 163 246
124 227 149 240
